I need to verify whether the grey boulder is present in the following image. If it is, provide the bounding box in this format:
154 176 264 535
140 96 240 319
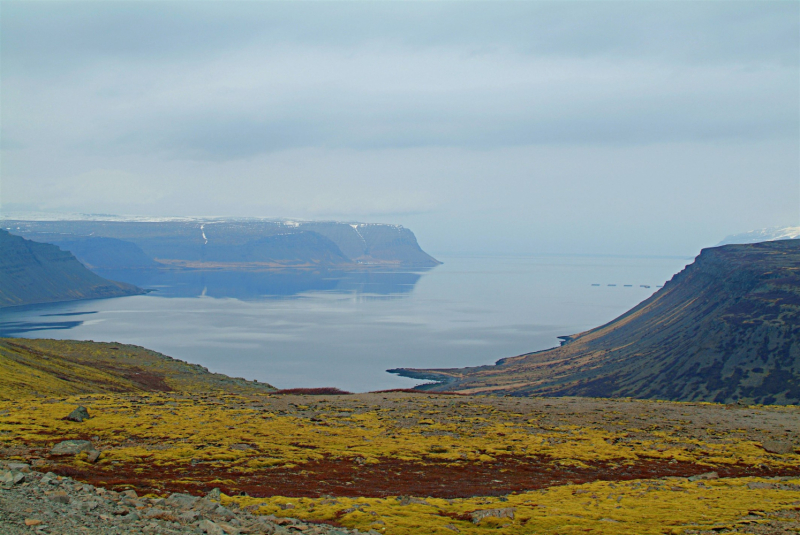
64 406 91 422
0 470 25 487
762 438 796 455
197 519 224 535
166 492 200 509
51 440 94 455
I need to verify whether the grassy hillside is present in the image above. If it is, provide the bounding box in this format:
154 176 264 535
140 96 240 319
393 240 800 404
0 229 144 308
0 338 274 399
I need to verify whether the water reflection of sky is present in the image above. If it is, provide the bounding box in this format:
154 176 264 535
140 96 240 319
0 255 690 391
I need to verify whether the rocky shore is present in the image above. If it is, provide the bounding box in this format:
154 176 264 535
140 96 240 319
0 460 369 535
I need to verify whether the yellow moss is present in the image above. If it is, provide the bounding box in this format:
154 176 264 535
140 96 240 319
2 391 799 534
3 393 797 479
226 477 800 535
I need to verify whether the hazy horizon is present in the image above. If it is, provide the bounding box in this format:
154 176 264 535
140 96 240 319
2 1 798 257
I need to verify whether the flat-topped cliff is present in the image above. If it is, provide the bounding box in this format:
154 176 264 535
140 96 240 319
5 219 440 269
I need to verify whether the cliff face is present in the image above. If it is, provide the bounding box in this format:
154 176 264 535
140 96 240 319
7 219 440 268
0 230 144 308
301 222 440 267
393 240 800 405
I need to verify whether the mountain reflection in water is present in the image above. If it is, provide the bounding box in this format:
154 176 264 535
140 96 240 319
0 268 427 337
94 268 427 300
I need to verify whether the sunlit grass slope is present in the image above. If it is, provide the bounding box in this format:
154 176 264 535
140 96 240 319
0 337 274 398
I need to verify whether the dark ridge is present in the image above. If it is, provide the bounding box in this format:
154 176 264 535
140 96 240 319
0 229 144 308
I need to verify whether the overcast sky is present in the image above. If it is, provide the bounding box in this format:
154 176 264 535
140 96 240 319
1 1 798 255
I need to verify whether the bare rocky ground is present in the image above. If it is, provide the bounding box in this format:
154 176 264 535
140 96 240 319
686 508 800 535
3 393 800 534
0 461 369 535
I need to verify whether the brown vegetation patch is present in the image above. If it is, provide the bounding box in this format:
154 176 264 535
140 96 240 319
43 455 800 499
113 366 173 392
274 388 352 395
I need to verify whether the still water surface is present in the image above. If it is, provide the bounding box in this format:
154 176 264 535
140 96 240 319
0 255 691 391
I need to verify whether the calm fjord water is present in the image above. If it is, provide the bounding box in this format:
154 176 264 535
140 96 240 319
1 255 689 391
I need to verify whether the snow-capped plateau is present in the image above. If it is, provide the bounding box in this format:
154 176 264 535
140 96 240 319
717 226 800 246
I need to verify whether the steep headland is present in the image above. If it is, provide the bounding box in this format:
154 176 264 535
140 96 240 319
392 239 800 404
0 230 144 308
5 219 440 269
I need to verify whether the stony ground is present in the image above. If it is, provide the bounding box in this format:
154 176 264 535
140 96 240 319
0 460 367 534
2 392 800 533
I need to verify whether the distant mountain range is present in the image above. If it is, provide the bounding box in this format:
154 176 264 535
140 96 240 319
392 239 800 405
3 218 440 269
0 230 144 308
717 226 800 245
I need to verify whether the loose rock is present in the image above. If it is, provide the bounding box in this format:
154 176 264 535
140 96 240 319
198 518 225 535
748 481 777 489
64 405 91 422
762 438 796 455
50 439 94 455
0 460 367 534
6 463 30 472
0 470 25 487
470 507 515 524
688 471 719 482
167 492 200 509
49 491 70 504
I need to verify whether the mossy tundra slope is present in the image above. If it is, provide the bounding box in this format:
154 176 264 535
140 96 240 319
2 339 800 534
0 338 275 399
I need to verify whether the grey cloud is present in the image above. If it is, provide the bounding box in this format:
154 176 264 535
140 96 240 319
84 61 797 159
3 2 796 159
2 1 797 77
1 1 797 255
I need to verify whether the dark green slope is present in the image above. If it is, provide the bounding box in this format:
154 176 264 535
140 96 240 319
0 230 144 308
395 240 800 405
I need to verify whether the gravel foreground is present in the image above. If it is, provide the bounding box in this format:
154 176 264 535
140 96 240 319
0 461 370 535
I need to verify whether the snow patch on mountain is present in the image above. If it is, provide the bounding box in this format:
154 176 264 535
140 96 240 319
717 226 800 246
